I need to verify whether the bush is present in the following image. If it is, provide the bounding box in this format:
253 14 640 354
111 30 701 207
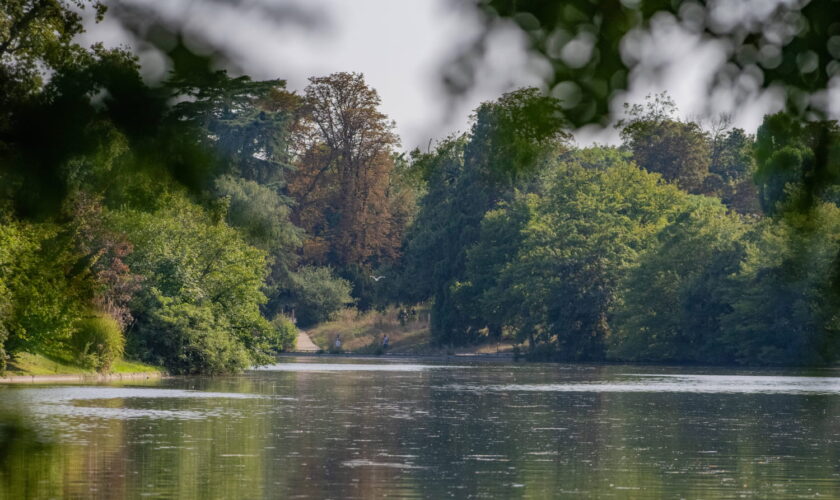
290 266 353 327
268 315 297 352
71 313 125 372
110 196 272 374
131 298 253 375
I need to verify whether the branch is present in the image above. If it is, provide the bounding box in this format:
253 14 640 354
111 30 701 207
0 0 50 58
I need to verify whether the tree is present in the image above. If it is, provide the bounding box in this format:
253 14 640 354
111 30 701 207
619 94 710 193
109 193 276 374
168 67 301 185
289 72 401 268
754 112 840 215
461 196 536 341
495 155 686 359
1 223 92 358
709 125 753 182
0 0 105 103
707 124 761 214
401 89 569 344
719 204 840 365
609 197 747 363
282 266 353 328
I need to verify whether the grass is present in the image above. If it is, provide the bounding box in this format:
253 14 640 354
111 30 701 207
5 352 163 377
306 306 432 354
304 305 517 355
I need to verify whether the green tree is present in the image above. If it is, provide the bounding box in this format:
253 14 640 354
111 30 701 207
0 0 105 101
719 204 840 365
754 112 840 215
610 197 748 363
284 266 352 328
481 151 686 359
168 67 300 185
619 94 710 193
402 89 568 344
461 196 536 341
109 193 274 373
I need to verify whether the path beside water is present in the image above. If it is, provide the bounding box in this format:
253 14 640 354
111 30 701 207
294 330 320 352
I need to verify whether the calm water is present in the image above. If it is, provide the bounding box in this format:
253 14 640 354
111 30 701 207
2 357 840 499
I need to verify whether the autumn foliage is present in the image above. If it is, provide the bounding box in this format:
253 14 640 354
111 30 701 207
289 72 403 268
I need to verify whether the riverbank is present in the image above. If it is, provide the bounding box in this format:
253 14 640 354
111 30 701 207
302 307 516 355
0 371 165 384
2 352 164 383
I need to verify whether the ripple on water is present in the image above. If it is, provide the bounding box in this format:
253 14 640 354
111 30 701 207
342 459 427 469
444 374 840 395
5 387 269 422
252 363 466 372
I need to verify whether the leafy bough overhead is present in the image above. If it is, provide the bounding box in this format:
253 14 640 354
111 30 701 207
461 0 840 126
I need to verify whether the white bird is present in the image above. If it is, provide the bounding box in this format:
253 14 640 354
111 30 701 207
370 275 386 281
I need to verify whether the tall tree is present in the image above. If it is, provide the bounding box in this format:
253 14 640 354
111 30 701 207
402 89 569 344
167 66 301 186
289 72 400 268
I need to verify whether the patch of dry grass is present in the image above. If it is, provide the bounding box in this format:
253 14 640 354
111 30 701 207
306 306 432 353
304 306 517 355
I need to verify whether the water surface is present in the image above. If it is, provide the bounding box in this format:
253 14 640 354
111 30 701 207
2 357 840 498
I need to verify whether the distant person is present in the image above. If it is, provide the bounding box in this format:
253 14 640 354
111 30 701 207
409 308 417 322
334 335 342 350
382 334 389 350
398 308 407 326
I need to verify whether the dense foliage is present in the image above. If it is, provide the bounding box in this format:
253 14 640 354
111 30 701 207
0 3 398 374
3 2 840 372
400 94 840 366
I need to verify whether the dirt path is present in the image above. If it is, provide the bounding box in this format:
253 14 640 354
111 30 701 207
295 330 321 352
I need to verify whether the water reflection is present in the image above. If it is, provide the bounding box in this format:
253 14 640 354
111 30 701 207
2 387 268 425
0 359 839 498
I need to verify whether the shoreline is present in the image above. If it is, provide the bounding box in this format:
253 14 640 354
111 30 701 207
0 371 166 384
277 352 515 361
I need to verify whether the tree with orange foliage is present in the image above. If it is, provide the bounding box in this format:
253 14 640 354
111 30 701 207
289 72 402 268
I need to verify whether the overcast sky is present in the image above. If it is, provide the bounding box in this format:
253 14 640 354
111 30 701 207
79 0 788 151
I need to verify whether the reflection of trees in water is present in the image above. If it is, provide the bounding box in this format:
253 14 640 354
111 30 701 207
0 414 59 498
3 372 840 498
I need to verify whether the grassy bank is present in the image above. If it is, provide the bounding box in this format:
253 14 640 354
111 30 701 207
305 306 516 355
6 352 163 377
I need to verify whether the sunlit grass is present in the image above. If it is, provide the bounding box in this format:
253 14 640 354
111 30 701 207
5 352 162 376
306 306 432 353
305 306 517 355
110 359 164 374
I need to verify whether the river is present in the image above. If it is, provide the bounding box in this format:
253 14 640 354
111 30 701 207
1 356 839 498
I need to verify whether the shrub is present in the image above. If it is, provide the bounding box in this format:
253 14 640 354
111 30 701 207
290 266 353 327
110 196 271 374
71 313 125 372
267 315 297 352
131 298 253 375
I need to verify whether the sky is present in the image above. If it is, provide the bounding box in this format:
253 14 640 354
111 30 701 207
79 0 788 151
